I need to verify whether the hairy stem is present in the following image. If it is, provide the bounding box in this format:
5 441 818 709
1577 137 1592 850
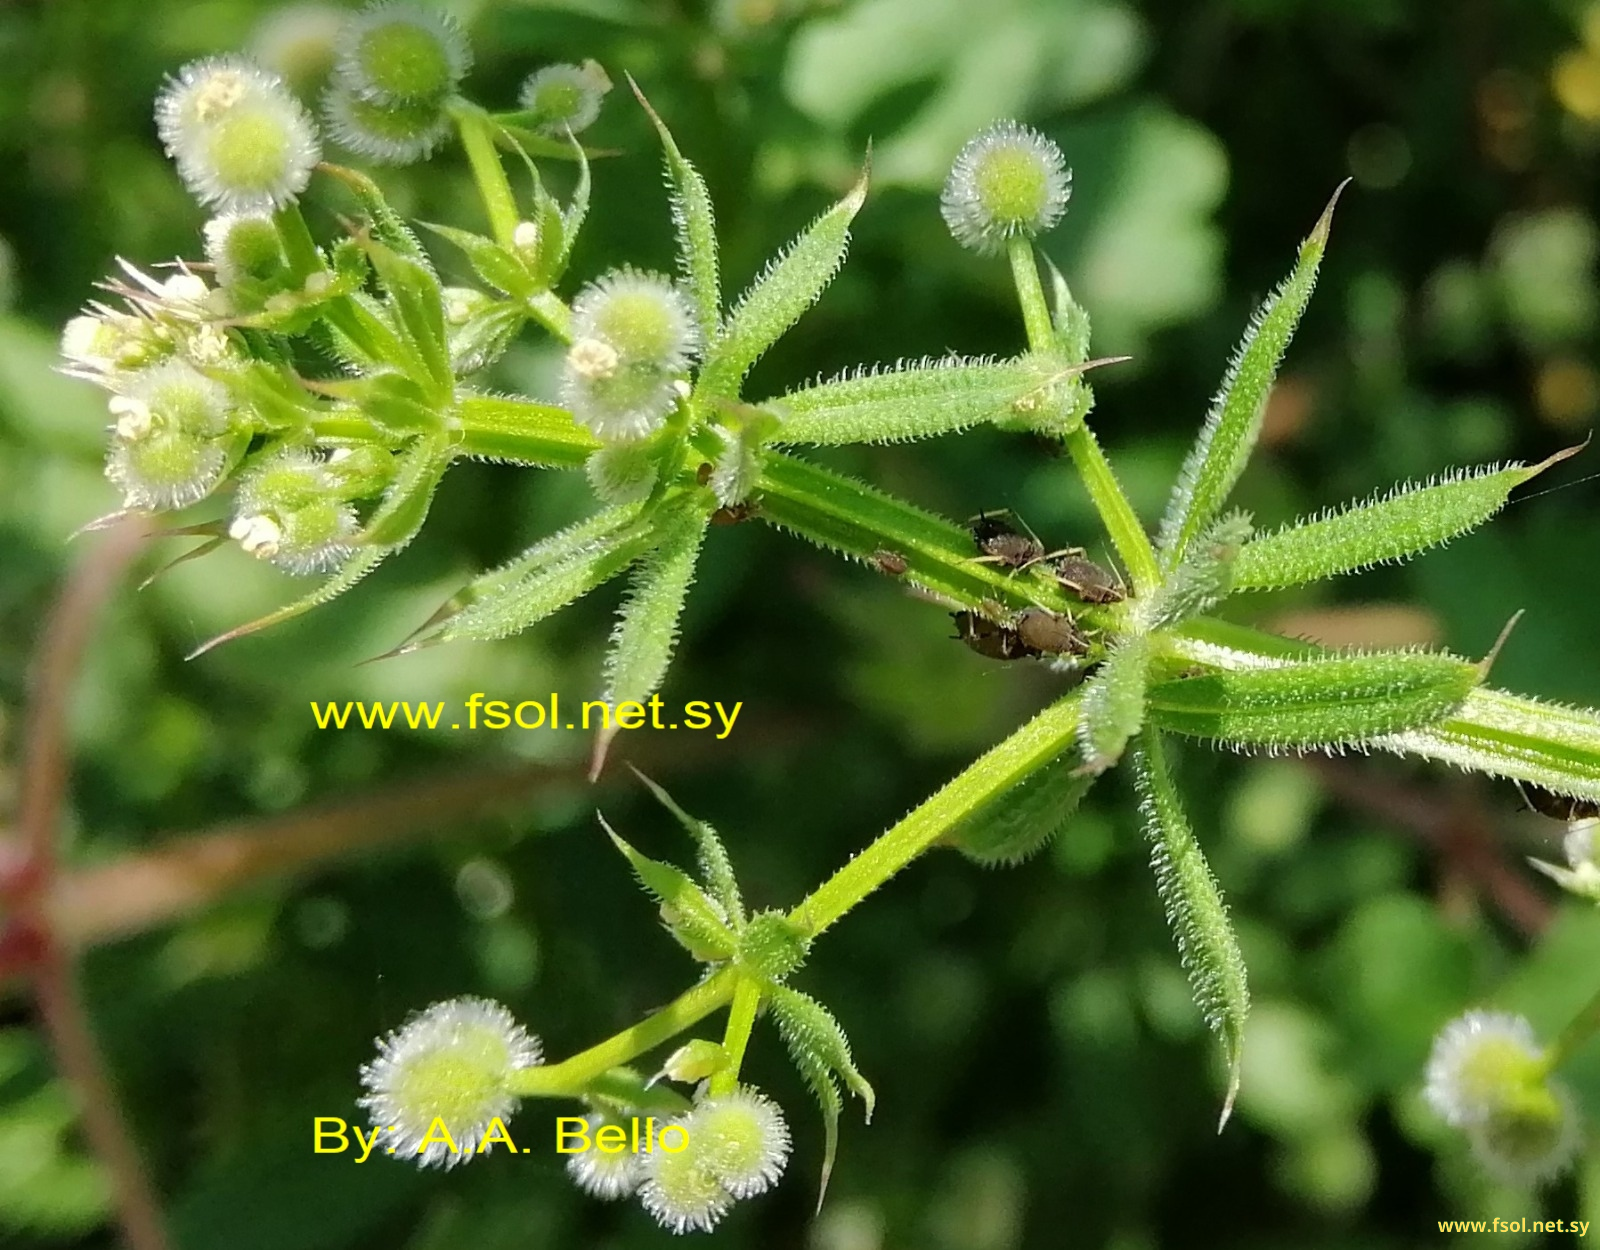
511 968 739 1097
453 104 521 249
709 975 763 1097
1007 239 1161 592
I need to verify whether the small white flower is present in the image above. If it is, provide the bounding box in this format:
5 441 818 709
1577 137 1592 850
685 1087 790 1199
518 61 611 136
568 337 619 381
155 56 321 214
161 273 211 307
358 996 541 1169
1424 1010 1544 1128
512 220 540 256
638 1123 733 1235
229 513 283 559
109 396 154 441
184 324 234 367
564 1113 646 1200
334 2 471 105
940 120 1071 255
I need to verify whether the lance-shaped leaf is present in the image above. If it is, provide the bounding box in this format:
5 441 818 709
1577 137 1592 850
455 394 598 467
1044 255 1093 364
592 504 712 777
400 506 660 651
697 163 870 399
769 354 1108 446
448 301 529 378
420 221 537 300
769 985 875 1209
599 815 737 962
942 753 1093 867
1147 649 1479 749
1145 511 1253 630
1158 183 1346 569
320 162 431 266
1131 728 1250 1127
188 435 453 658
630 77 720 341
1077 633 1153 775
363 238 454 403
631 767 745 926
1232 447 1583 591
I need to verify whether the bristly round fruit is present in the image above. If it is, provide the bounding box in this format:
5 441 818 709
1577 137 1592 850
518 61 612 136
155 56 321 214
562 268 700 442
357 996 541 1169
684 1087 791 1199
323 80 450 165
334 2 471 106
940 120 1071 255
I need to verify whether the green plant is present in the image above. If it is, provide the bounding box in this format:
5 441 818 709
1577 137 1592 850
57 1 1600 1233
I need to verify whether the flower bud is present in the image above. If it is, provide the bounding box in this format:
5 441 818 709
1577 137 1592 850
518 61 611 136
684 1087 790 1199
357 996 541 1169
940 120 1071 255
204 213 289 289
565 1112 645 1199
1532 816 1600 903
334 2 470 106
323 79 449 165
561 269 699 442
155 57 321 214
660 1039 729 1085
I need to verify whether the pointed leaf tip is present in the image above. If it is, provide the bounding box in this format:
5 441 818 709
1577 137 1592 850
1308 177 1352 250
1218 1053 1242 1133
1478 609 1526 680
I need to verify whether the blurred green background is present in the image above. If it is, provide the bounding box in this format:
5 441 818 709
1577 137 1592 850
4 0 1600 1245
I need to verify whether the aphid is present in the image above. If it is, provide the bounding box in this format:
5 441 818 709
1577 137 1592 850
871 549 909 577
968 511 1044 569
952 610 1037 661
1014 607 1089 657
1518 784 1600 822
710 500 758 526
695 461 714 486
1052 554 1125 604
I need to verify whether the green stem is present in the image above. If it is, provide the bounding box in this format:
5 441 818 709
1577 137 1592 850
793 692 1082 935
710 976 763 1097
453 104 520 249
272 205 323 282
511 967 739 1097
1544 981 1600 1072
1006 239 1161 594
527 290 574 343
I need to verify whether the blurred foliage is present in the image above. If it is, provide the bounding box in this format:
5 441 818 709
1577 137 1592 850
3 0 1600 1246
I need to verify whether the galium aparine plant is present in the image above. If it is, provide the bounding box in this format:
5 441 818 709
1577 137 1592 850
59 0 1600 1226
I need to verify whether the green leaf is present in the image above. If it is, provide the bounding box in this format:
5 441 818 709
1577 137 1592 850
412 507 659 649
941 754 1093 867
1077 633 1153 774
599 815 737 961
1044 255 1093 364
1157 184 1345 568
320 162 432 265
448 301 529 378
769 984 875 1208
593 504 712 775
1145 510 1253 629
1147 649 1479 749
188 435 453 658
770 353 1106 446
420 221 537 300
363 239 455 402
630 77 721 341
1130 728 1250 1127
1232 447 1583 591
697 164 870 398
631 768 745 926
455 393 598 466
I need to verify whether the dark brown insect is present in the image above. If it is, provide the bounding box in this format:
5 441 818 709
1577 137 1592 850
1052 555 1125 605
968 511 1045 569
1519 784 1600 822
871 549 909 577
952 611 1037 661
1014 607 1090 657
710 500 758 526
695 462 714 486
